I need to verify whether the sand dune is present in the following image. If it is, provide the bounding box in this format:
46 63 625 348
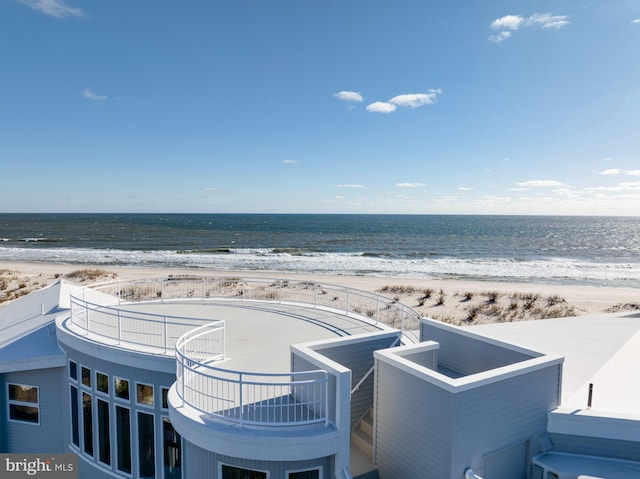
1 260 638 325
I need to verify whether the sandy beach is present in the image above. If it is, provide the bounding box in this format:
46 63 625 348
2 260 638 326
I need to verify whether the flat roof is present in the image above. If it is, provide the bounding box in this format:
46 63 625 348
91 300 388 372
470 311 640 413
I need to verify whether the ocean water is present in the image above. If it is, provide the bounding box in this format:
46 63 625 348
0 213 639 287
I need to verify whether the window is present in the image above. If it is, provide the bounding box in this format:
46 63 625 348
82 392 93 456
96 372 109 395
138 412 155 478
7 383 39 424
137 383 154 406
70 385 79 447
162 388 169 409
287 469 321 479
97 399 111 465
221 464 268 479
116 406 132 474
163 418 181 479
115 377 130 401
81 366 91 388
69 360 77 381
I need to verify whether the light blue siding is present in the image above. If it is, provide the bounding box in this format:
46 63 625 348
421 321 536 376
375 360 452 479
451 365 562 477
374 348 562 479
2 367 66 453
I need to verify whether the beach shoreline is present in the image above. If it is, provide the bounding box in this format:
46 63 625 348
1 260 638 325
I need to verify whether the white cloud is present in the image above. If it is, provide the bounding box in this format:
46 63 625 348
368 89 442 114
457 187 473 191
598 168 640 176
489 12 569 42
515 180 566 187
366 102 397 114
598 168 622 175
395 182 424 188
489 31 512 43
282 159 298 164
19 0 83 18
633 19 640 24
389 92 438 108
490 15 524 31
83 89 107 101
585 182 640 192
527 13 570 29
333 91 363 103
336 184 364 188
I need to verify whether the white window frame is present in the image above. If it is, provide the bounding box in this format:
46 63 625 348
7 383 40 426
114 376 131 403
96 397 112 467
69 359 78 382
95 370 110 397
285 466 323 479
161 416 182 479
114 403 133 478
81 390 94 458
137 410 157 479
80 365 92 389
135 381 155 408
218 461 270 479
69 383 80 450
161 387 170 410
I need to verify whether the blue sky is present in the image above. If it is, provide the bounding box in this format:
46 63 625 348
1 0 639 215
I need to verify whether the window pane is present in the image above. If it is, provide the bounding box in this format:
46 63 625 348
115 378 129 400
163 418 181 479
8 384 38 403
81 367 91 388
69 361 77 380
9 404 39 424
96 372 109 394
289 470 320 479
70 385 79 446
97 399 111 465
82 392 93 456
116 406 131 474
137 383 154 406
138 412 155 478
222 465 267 479
287 469 320 479
162 388 169 409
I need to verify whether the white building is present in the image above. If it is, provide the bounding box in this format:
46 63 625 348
1 276 639 479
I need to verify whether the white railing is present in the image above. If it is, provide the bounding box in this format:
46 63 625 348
176 323 329 427
69 291 214 353
69 276 421 345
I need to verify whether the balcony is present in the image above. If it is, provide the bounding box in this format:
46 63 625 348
174 321 329 428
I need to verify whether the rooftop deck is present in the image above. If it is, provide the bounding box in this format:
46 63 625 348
64 277 412 432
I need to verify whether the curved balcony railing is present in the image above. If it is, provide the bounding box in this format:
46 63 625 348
175 323 329 427
69 276 421 347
